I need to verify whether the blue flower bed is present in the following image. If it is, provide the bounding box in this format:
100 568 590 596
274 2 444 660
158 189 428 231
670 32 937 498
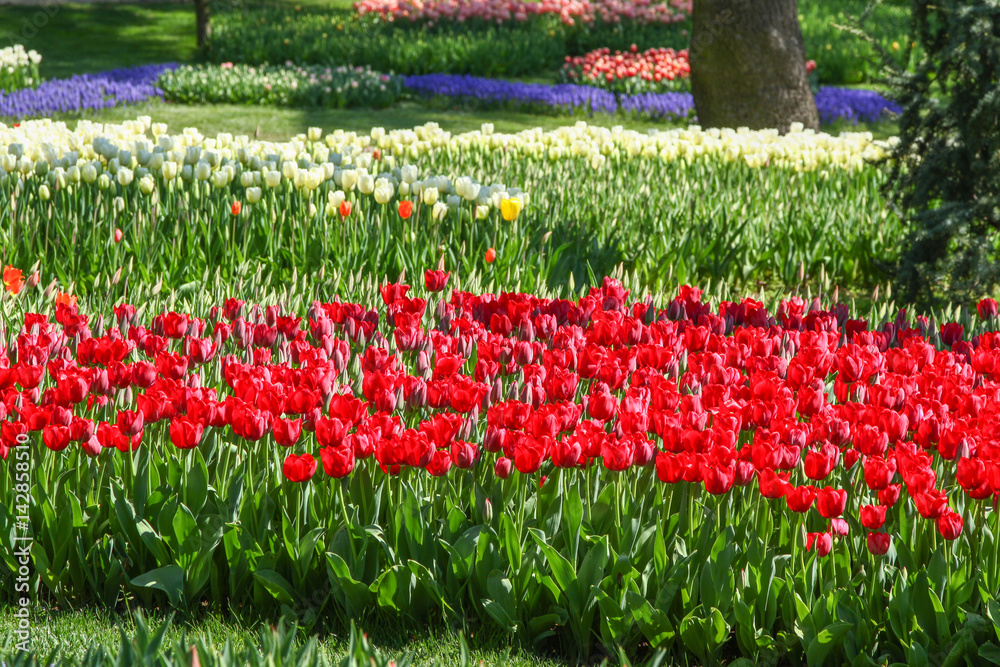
1 64 900 128
404 74 901 125
0 64 178 119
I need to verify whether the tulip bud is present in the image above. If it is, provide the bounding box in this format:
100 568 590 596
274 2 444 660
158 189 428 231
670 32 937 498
406 378 427 410
506 382 519 402
482 498 493 524
416 350 431 377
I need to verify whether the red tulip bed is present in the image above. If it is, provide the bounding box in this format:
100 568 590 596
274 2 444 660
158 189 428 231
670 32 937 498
3 273 1000 664
561 45 817 94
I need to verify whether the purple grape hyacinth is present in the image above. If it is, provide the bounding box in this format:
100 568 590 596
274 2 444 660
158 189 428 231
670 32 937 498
403 74 618 115
0 64 178 119
403 73 900 126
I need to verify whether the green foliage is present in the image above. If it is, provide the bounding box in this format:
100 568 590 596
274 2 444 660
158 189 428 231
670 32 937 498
205 5 687 78
3 404 999 663
799 0 915 84
885 0 1000 302
0 144 900 298
159 64 405 109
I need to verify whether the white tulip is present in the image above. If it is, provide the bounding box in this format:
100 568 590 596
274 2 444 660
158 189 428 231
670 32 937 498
161 161 178 181
374 178 394 205
139 175 156 195
400 164 418 184
422 186 439 206
341 169 358 192
358 172 375 195
432 201 448 220
246 186 262 204
194 161 211 181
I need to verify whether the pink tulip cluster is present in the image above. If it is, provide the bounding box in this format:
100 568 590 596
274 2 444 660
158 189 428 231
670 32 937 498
563 45 690 88
354 0 690 26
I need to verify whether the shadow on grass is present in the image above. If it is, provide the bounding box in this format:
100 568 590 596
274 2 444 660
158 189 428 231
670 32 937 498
0 3 197 78
4 604 578 667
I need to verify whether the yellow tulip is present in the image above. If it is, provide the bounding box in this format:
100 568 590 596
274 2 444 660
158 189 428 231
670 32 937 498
500 197 523 222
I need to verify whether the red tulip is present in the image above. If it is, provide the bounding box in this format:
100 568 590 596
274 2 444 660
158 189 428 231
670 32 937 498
816 487 848 518
114 228 123 243
283 453 317 482
398 200 413 219
424 269 451 292
937 510 963 540
785 485 817 513
977 298 998 319
866 531 891 555
339 201 352 217
450 441 477 469
859 504 887 530
807 531 833 557
940 322 963 347
878 484 902 507
914 488 949 519
426 450 453 476
116 410 145 437
757 469 789 499
231 200 241 216
42 424 71 451
321 445 355 478
485 247 496 263
273 418 303 447
494 457 512 479
169 417 203 450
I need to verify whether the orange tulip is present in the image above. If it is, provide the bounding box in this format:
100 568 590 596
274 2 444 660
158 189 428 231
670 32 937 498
2 265 24 295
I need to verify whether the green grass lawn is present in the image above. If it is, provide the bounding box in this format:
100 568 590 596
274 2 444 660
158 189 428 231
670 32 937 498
82 98 896 139
0 606 572 667
0 3 197 79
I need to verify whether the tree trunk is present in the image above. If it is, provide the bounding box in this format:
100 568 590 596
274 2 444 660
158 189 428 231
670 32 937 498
195 0 212 49
689 0 819 132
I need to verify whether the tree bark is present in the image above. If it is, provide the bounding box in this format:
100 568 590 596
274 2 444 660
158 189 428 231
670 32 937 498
689 0 819 132
195 0 212 49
